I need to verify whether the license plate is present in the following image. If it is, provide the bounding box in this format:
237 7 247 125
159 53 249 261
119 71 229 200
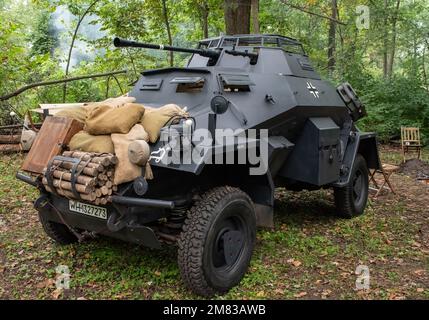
69 200 107 220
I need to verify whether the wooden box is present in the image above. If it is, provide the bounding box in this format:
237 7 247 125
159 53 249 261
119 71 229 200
21 117 83 174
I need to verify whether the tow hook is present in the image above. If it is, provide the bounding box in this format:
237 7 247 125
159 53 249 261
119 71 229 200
34 194 50 211
107 211 127 232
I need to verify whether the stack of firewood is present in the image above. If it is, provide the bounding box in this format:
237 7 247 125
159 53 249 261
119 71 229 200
42 151 118 205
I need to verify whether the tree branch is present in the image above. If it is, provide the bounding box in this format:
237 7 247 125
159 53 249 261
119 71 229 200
280 0 346 26
0 70 127 102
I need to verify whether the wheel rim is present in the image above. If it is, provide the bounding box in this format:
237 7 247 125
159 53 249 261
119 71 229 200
211 212 246 272
352 169 364 205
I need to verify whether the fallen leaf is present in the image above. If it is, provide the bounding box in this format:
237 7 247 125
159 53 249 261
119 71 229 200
322 289 332 297
274 288 284 295
416 288 424 293
36 279 55 289
256 291 265 297
294 292 307 298
154 271 161 276
287 259 302 267
414 269 425 276
51 288 63 300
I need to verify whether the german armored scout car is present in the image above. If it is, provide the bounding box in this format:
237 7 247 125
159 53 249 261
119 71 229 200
17 34 380 296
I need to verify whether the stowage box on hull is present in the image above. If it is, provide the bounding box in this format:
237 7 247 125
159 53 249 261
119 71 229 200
280 117 341 186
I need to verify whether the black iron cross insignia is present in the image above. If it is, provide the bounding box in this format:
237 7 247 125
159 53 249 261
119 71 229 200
307 82 320 98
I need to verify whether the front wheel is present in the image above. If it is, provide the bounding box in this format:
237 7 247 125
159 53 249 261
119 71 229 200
334 154 369 218
39 212 79 245
177 186 256 297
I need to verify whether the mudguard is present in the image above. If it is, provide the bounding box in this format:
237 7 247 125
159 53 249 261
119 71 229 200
333 132 381 187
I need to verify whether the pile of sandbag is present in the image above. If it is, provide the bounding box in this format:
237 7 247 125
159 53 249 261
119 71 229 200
55 96 189 186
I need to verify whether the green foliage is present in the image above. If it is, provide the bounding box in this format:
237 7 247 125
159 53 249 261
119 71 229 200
0 0 428 140
30 10 57 56
359 76 429 143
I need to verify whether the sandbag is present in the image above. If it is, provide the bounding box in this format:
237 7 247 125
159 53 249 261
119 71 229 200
83 96 137 112
141 104 188 143
85 103 145 135
128 140 150 166
69 131 114 154
56 107 87 123
112 124 151 185
20 129 37 151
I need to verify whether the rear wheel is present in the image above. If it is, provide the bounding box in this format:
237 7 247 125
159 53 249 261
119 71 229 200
39 212 79 245
334 154 369 218
177 186 256 297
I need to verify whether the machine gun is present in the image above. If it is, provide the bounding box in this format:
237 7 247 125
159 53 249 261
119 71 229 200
113 37 258 65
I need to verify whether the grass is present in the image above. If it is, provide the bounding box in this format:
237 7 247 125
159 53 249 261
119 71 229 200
0 146 428 300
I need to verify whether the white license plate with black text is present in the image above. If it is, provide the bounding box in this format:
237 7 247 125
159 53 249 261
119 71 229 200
69 200 107 220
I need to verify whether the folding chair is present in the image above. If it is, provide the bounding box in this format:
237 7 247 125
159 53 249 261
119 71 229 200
369 164 399 198
401 127 422 163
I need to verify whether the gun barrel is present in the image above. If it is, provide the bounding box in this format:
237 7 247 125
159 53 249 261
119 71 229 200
113 37 219 58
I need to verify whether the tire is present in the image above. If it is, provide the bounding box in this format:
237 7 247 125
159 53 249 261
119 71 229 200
334 154 369 218
38 212 79 245
178 186 256 297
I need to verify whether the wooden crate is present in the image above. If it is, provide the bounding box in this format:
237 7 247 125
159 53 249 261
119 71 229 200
21 117 83 174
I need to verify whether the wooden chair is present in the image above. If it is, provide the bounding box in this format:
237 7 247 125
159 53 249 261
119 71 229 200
369 164 400 198
401 127 422 163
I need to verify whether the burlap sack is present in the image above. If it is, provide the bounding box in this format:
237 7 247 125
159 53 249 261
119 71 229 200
141 104 188 143
83 96 137 112
56 107 87 123
128 140 150 166
69 131 115 154
85 103 145 135
112 124 151 185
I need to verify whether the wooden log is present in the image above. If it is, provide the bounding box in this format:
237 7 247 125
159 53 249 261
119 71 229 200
105 181 113 189
0 144 21 153
62 151 117 167
43 169 97 187
44 185 96 202
100 186 112 196
53 159 104 172
0 134 21 144
112 185 118 192
95 189 102 198
98 173 108 181
52 160 99 177
42 177 93 194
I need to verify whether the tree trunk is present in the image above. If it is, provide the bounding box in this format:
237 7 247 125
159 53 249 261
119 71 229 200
161 0 174 66
327 0 337 74
383 0 389 78
201 1 209 38
423 42 428 90
224 0 251 35
387 0 401 77
251 0 260 34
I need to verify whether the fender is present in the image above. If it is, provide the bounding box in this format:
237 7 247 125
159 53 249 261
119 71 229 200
333 132 381 187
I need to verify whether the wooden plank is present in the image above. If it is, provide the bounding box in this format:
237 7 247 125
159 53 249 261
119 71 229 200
21 117 83 174
32 103 87 116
